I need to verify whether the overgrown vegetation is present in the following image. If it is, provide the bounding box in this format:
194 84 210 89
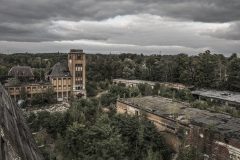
26 98 172 160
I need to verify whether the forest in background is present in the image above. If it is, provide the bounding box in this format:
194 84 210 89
1 50 240 92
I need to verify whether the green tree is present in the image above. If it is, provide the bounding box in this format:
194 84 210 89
61 114 127 160
227 58 240 91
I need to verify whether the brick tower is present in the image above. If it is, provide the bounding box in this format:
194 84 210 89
68 49 86 98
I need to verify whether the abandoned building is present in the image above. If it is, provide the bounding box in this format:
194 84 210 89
4 49 86 102
8 66 34 79
113 79 189 90
0 83 43 160
192 89 240 107
116 96 240 160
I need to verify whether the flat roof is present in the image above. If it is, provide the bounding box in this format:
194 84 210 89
113 79 188 89
119 96 240 139
192 89 240 104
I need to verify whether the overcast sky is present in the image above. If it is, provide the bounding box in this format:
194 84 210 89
0 0 240 55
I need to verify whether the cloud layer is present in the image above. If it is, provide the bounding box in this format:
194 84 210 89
0 0 240 55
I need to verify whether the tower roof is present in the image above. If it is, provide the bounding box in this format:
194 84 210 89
69 49 83 53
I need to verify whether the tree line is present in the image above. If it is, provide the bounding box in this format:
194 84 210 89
1 50 240 91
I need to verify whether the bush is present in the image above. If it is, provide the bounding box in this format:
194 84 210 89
191 100 209 110
31 88 57 106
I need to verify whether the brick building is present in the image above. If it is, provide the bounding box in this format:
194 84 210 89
4 49 86 102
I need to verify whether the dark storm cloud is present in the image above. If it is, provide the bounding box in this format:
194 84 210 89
0 0 240 54
1 0 240 23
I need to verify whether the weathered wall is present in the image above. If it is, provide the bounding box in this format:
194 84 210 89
0 83 43 160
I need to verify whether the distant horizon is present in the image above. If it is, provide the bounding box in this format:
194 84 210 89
0 49 238 57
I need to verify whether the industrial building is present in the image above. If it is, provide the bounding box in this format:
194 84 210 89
116 96 240 160
192 89 240 107
113 79 189 90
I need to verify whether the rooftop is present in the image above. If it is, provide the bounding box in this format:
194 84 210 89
192 89 240 104
8 66 34 77
119 96 240 139
69 49 83 53
48 62 71 77
113 79 189 90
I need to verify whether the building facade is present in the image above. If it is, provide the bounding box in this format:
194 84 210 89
4 49 86 102
68 49 86 98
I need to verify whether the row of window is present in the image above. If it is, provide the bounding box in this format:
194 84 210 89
8 86 50 92
69 54 83 60
54 85 71 90
75 64 83 71
52 78 71 85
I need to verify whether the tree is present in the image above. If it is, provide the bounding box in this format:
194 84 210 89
86 81 98 97
227 58 240 91
31 88 57 106
61 114 127 160
138 83 153 96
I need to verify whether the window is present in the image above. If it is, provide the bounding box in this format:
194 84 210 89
76 54 82 60
58 79 62 85
75 80 83 85
75 71 82 77
75 77 82 85
75 64 82 71
75 86 82 90
135 110 139 116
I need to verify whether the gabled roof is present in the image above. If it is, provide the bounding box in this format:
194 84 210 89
48 62 71 77
8 66 34 77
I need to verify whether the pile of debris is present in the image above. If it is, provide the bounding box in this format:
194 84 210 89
27 102 70 114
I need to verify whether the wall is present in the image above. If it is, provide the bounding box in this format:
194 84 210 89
0 83 43 160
